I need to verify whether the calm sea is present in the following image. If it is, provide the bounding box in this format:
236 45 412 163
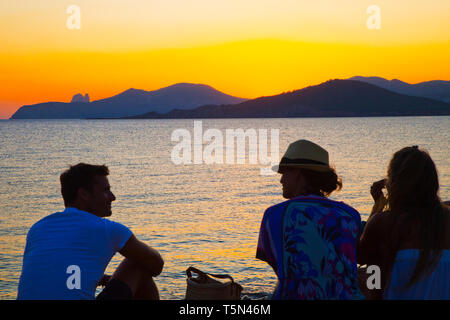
0 117 449 300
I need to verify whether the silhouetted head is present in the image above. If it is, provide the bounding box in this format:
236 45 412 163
279 166 342 199
386 146 440 212
385 146 446 288
60 163 115 217
275 139 342 199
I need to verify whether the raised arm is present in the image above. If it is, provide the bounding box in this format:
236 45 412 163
370 179 388 218
119 234 164 277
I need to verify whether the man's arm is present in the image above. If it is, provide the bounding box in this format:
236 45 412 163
119 234 164 277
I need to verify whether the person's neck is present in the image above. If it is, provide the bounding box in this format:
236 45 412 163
67 204 99 217
292 192 323 198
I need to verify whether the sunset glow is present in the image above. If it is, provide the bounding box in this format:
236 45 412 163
1 0 449 118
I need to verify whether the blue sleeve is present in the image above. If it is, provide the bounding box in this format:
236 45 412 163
256 209 277 271
104 219 132 252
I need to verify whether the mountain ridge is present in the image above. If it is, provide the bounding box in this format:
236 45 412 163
349 76 450 103
10 78 450 119
124 79 450 119
10 83 247 119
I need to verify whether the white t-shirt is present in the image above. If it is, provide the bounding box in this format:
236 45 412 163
17 207 132 300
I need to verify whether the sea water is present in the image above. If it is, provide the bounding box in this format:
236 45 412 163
0 117 448 299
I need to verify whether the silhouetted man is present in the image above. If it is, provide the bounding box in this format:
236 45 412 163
18 163 163 300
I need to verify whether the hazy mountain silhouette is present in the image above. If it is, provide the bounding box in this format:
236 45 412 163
71 93 90 103
349 76 450 103
126 79 450 119
10 83 246 119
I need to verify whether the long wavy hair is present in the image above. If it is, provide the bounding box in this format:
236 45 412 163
385 146 447 288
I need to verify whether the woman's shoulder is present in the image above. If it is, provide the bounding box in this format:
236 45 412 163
361 211 398 241
367 210 395 225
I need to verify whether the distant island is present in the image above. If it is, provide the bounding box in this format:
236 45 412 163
10 77 450 119
125 79 450 119
10 83 246 119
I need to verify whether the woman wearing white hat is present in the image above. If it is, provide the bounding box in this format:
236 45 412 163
256 139 362 299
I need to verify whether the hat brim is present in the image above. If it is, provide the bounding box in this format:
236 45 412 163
272 163 333 173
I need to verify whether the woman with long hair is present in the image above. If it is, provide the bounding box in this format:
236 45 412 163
358 146 450 299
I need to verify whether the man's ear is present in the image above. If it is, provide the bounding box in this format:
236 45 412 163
77 187 91 202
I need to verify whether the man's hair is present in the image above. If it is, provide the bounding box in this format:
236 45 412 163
60 163 109 207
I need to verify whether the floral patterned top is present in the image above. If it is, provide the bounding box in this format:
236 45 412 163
256 195 362 299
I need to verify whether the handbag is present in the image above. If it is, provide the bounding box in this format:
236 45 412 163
185 266 243 300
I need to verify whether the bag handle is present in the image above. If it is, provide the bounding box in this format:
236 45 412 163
186 266 236 283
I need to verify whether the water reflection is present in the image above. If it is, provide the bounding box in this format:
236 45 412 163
0 117 448 299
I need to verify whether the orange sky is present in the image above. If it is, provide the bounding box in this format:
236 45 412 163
1 0 449 118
